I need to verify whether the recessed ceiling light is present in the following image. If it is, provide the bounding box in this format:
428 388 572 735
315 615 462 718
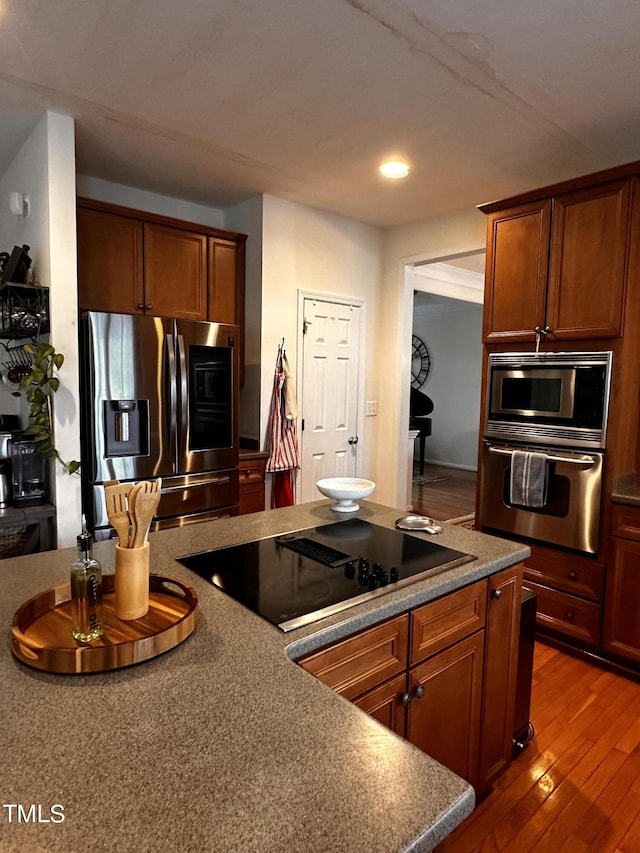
379 159 410 179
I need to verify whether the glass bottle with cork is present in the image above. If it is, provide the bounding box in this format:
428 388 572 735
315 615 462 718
71 517 104 642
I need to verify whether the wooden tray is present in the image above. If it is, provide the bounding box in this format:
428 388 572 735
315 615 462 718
11 573 198 674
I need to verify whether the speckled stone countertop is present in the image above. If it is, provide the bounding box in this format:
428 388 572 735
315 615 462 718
612 473 640 506
1 501 529 853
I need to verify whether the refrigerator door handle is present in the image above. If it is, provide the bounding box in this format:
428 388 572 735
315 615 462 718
166 333 178 458
177 334 189 443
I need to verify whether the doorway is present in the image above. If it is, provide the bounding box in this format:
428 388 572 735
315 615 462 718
409 254 485 520
297 294 364 503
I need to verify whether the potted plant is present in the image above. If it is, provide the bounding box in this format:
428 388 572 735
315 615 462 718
13 340 80 474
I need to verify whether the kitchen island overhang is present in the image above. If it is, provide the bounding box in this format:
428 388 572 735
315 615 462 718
1 500 529 853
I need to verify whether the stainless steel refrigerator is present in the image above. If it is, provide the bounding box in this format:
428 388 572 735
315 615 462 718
80 311 239 539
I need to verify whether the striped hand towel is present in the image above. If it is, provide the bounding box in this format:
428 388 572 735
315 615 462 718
509 450 549 508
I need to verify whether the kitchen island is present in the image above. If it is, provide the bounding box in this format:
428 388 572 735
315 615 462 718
1 501 529 852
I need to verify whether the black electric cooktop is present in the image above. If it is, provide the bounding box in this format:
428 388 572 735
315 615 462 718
178 519 475 632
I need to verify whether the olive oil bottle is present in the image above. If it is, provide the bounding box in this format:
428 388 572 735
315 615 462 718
71 518 104 642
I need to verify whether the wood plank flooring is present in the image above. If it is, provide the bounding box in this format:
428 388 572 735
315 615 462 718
411 464 476 521
436 641 640 853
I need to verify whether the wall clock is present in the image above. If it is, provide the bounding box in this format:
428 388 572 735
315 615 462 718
411 334 431 389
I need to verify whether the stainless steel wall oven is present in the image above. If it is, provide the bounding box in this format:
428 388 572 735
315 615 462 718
479 351 612 556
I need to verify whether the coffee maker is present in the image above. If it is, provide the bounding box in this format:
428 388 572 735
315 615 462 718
9 437 45 507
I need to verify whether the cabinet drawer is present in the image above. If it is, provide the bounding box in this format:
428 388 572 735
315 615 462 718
524 545 605 602
299 615 408 701
238 458 266 485
410 580 487 666
611 504 640 540
526 581 601 647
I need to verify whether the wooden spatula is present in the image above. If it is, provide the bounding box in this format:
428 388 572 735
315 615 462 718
104 481 133 547
130 478 162 548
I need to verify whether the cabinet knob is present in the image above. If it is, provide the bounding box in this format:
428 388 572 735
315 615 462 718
136 303 144 310
145 304 153 310
492 588 502 600
414 685 425 699
401 692 411 706
568 571 577 581
565 610 575 622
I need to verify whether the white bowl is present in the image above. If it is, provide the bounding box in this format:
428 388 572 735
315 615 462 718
316 477 376 512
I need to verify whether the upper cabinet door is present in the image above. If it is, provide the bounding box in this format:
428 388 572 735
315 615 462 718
77 207 144 314
546 179 632 340
143 223 208 321
208 237 244 325
483 200 551 343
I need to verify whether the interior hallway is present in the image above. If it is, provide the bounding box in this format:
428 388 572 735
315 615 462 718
412 464 476 522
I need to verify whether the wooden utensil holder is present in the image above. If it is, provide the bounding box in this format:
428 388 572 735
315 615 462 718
115 542 150 620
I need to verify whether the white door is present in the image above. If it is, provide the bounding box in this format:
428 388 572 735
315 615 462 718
299 297 362 503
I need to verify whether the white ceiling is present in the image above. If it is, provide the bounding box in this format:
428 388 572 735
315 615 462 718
1 0 639 228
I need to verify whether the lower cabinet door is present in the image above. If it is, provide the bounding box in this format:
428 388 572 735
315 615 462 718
406 631 484 787
479 565 522 792
602 537 640 664
353 673 407 737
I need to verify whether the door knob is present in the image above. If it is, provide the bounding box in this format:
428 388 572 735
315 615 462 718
348 436 359 446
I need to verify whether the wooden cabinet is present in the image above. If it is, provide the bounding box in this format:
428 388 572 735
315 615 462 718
353 673 407 737
299 615 408 701
77 206 144 315
238 455 267 515
407 631 484 784
143 223 207 320
77 198 246 326
208 237 245 326
482 179 632 343
479 567 523 789
483 200 550 343
523 543 604 648
602 505 640 664
299 564 523 794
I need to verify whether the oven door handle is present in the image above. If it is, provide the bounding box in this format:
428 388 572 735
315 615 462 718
485 444 599 467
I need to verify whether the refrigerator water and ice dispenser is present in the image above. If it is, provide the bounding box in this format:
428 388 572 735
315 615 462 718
103 399 149 457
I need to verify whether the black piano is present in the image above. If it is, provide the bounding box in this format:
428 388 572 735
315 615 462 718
410 387 434 476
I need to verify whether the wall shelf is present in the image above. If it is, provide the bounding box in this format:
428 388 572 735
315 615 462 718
0 282 50 340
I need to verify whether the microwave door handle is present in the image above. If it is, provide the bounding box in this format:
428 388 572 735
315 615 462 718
177 334 188 440
166 333 177 456
485 444 597 467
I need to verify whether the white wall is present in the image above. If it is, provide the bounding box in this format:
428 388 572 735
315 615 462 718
46 113 82 547
224 196 263 443
378 208 486 508
412 302 483 470
0 111 81 547
76 176 226 229
260 195 383 498
0 117 51 421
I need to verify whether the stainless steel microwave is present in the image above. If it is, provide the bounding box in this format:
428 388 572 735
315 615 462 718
485 351 612 449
